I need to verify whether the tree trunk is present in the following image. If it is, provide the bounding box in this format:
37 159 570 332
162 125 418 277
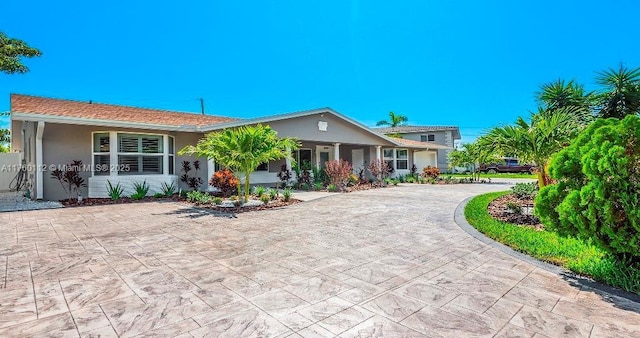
244 170 251 203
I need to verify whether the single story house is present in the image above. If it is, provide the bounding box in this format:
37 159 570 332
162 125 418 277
373 126 461 172
9 94 452 201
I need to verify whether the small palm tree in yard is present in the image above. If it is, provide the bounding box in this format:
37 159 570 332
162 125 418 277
595 64 640 119
483 109 580 188
179 124 299 203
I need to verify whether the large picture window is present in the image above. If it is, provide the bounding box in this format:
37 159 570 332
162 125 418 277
92 132 175 176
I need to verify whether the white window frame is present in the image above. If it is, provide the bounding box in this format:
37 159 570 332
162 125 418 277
382 148 409 171
91 131 175 177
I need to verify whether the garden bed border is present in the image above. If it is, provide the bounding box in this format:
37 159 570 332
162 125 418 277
454 195 640 304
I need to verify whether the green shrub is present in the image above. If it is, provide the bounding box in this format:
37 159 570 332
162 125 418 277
260 194 270 205
392 179 400 186
268 188 278 200
130 181 150 200
161 181 177 197
511 182 538 199
300 183 310 191
106 180 124 201
536 116 640 262
327 184 338 192
253 185 266 197
283 188 293 202
406 176 416 183
313 182 324 191
186 190 212 204
153 192 165 198
212 197 223 205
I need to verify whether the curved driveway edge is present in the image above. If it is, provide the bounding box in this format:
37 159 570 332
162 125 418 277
454 195 640 304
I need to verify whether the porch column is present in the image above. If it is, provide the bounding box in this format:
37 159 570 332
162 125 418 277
285 146 292 173
109 132 118 177
207 158 215 189
375 145 382 161
162 135 170 176
35 121 45 200
333 143 341 161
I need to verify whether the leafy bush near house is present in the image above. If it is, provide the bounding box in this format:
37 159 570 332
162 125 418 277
511 182 538 199
153 192 165 198
277 164 291 188
327 184 338 192
50 160 87 200
536 116 640 263
421 166 440 179
312 166 330 185
210 169 239 197
180 160 204 191
160 181 177 197
300 183 310 190
505 201 523 214
253 185 266 198
283 188 293 202
106 180 124 201
186 190 212 204
313 182 324 191
260 194 271 205
268 188 278 200
367 159 391 186
324 159 353 190
212 197 223 205
130 181 150 200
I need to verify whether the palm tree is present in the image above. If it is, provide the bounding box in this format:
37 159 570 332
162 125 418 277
595 64 640 119
0 128 9 144
179 124 299 202
376 112 408 127
536 79 594 124
483 109 580 188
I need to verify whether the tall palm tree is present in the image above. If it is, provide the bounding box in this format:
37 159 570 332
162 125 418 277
179 124 299 202
483 109 580 188
376 112 408 127
536 79 593 110
595 64 640 119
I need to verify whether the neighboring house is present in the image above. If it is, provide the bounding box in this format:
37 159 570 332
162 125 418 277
373 126 461 172
9 94 451 201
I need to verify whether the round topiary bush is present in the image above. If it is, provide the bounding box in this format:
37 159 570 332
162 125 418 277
535 115 640 262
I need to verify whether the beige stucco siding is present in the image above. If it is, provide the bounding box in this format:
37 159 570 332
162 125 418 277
264 113 394 146
41 123 207 201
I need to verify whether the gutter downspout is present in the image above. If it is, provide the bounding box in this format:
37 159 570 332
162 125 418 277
36 121 45 200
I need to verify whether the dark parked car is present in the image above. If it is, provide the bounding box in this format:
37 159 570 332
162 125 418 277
479 158 535 174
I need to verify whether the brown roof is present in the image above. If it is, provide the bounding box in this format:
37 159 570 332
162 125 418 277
391 137 452 150
10 94 239 127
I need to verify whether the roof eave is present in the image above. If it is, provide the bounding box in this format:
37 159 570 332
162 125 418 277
11 112 200 132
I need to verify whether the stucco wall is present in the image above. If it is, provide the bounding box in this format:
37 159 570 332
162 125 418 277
264 113 394 146
40 123 208 201
398 131 453 171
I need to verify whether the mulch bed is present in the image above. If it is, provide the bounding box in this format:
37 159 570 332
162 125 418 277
192 198 302 214
488 193 544 230
60 196 183 207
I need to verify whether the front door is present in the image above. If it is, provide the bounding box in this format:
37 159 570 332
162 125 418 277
351 149 364 174
316 145 334 168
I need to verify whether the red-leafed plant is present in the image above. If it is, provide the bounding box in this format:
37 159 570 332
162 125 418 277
209 169 239 197
421 166 440 179
324 159 353 190
50 160 87 200
367 159 391 186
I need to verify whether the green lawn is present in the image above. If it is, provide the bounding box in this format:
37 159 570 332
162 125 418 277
446 173 536 179
465 191 640 295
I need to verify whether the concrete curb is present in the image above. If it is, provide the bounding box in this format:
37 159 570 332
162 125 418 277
454 195 640 304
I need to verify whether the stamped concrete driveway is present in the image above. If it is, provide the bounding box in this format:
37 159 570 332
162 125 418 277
1 184 639 337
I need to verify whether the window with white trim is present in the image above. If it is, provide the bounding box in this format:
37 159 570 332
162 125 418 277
293 148 312 170
382 148 409 171
420 134 435 142
91 132 175 175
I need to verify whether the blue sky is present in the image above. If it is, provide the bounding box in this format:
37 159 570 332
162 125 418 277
1 0 639 143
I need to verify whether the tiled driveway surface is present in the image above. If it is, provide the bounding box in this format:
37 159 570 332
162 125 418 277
1 184 639 337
